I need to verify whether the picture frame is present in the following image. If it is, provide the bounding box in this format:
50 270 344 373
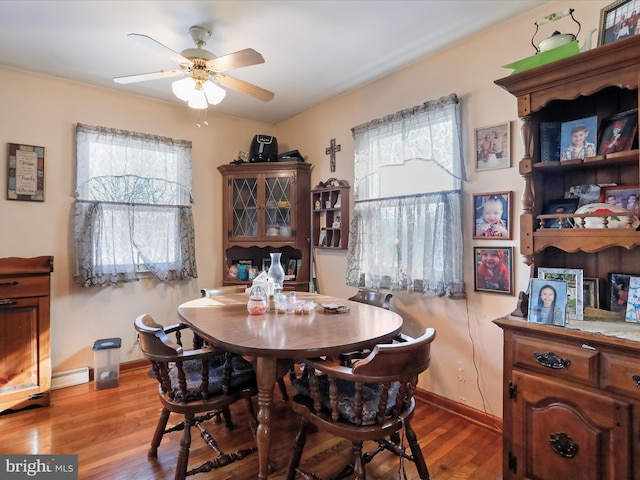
527 278 568 326
261 257 272 273
473 191 512 239
7 142 46 201
541 198 580 228
538 267 583 321
625 276 640 323
539 121 561 163
597 109 638 155
474 122 510 172
608 272 640 312
473 246 514 295
560 116 598 161
598 0 640 46
600 184 640 216
583 277 601 310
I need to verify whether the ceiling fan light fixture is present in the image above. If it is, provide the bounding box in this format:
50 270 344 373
203 79 226 105
172 76 196 102
187 87 208 109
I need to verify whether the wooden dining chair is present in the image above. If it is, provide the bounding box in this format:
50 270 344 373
285 328 436 480
135 313 259 480
339 289 396 366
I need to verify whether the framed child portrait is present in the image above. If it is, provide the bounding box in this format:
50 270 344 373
560 116 598 162
583 277 601 309
608 272 640 312
538 267 583 321
541 198 580 228
473 247 514 295
600 184 640 216
473 191 512 239
597 109 638 155
625 276 640 323
527 278 568 326
474 122 510 172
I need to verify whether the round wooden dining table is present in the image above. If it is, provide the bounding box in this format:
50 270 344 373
178 292 403 480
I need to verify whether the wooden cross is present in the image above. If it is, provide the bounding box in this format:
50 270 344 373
325 138 341 173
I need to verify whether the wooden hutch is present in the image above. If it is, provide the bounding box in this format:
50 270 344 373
218 162 312 291
494 35 640 479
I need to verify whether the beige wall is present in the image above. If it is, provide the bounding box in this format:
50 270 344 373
275 0 606 419
0 0 607 419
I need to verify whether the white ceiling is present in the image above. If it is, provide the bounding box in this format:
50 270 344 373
0 0 548 124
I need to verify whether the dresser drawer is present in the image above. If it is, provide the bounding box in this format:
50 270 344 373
513 334 599 387
601 351 640 397
0 275 50 299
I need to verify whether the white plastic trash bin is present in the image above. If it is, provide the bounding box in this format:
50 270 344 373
92 337 121 390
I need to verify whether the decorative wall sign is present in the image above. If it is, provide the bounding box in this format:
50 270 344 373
7 143 45 201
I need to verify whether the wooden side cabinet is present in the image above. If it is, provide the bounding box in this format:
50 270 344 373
0 256 53 413
494 317 639 479
311 179 350 249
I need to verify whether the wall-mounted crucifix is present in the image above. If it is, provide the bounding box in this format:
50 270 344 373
325 138 341 173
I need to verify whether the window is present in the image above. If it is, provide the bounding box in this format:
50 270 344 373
74 123 197 287
346 93 466 297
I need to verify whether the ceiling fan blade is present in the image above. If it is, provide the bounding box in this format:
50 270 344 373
128 33 192 66
114 69 185 84
206 48 265 72
214 74 274 102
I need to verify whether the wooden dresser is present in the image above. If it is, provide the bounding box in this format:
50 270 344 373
0 256 53 413
493 34 640 479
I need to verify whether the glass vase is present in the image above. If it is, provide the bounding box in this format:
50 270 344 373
267 252 285 290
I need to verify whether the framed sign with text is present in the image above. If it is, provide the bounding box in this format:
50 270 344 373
7 143 45 201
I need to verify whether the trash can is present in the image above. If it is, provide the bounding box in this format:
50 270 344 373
92 337 121 390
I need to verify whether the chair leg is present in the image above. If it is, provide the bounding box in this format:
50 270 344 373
285 419 310 480
244 397 259 437
175 413 193 480
278 376 289 401
148 408 171 458
405 420 430 480
352 441 365 480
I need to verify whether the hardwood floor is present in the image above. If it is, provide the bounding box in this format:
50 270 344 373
0 368 502 479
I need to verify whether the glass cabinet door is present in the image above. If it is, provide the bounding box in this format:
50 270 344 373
264 175 293 239
231 177 258 238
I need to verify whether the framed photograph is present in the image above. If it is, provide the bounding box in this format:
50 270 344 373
625 276 640 323
598 109 638 155
473 247 514 295
261 257 271 273
583 277 601 309
474 122 510 172
541 198 580 228
598 0 640 46
473 191 513 239
560 116 598 161
287 258 298 278
7 143 46 201
600 184 640 216
539 121 561 163
608 272 640 312
538 267 584 321
527 278 568 326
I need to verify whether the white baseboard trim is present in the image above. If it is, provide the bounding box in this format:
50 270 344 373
51 367 90 390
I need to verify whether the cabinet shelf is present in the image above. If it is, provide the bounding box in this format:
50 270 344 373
311 180 350 250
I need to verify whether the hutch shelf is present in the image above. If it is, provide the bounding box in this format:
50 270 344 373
494 34 640 479
218 162 312 292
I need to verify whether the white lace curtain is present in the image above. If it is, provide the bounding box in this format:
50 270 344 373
74 123 197 287
346 93 466 297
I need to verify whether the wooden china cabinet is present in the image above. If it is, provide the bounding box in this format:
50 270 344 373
218 162 311 291
494 35 640 479
0 256 53 414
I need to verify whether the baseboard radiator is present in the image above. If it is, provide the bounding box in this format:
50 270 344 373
51 367 90 390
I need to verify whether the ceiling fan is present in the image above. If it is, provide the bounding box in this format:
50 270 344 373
113 26 274 109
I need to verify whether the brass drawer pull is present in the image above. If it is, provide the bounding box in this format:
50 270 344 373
550 432 579 458
633 375 640 389
0 299 18 306
534 352 571 369
0 281 18 287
